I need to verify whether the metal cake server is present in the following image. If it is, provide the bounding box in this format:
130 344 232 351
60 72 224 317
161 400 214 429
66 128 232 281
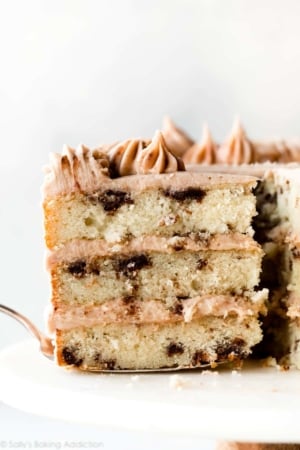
0 304 54 360
0 303 218 372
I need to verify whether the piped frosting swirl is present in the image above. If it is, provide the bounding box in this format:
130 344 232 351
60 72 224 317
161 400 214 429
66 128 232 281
218 119 255 165
43 145 110 197
108 139 150 177
137 131 185 174
162 116 194 157
183 124 217 164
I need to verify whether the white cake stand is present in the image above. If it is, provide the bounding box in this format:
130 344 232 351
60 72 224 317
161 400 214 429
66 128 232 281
0 339 299 443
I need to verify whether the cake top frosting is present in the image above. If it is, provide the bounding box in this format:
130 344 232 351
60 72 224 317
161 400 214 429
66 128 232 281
183 124 217 164
162 116 194 157
108 139 150 177
43 130 186 197
43 116 300 198
43 144 111 197
217 119 255 165
137 131 185 174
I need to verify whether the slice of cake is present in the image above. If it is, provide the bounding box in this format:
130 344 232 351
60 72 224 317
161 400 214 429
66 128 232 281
43 131 267 371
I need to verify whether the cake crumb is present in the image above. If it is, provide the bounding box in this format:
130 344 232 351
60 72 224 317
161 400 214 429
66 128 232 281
201 370 219 376
131 375 140 382
261 356 278 368
169 374 189 390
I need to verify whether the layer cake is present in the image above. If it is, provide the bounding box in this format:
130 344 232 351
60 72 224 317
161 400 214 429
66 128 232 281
43 131 266 370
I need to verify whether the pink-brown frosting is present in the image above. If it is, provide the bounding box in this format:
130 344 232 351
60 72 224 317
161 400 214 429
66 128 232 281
276 141 300 163
47 292 267 332
136 131 185 174
107 139 150 177
43 145 110 197
46 233 262 269
162 116 195 157
217 119 255 165
183 124 217 164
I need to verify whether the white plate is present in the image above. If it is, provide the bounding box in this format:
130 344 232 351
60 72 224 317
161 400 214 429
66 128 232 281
0 339 300 443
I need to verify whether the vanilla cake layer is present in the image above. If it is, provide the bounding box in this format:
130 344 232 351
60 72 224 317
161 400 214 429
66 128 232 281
55 315 262 370
44 172 257 249
48 236 263 307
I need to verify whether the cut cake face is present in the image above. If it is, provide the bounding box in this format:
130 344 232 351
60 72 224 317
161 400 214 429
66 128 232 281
43 131 267 371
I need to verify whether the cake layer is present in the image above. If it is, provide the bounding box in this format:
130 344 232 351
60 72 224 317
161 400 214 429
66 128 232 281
50 240 263 307
55 315 262 370
43 172 257 249
48 292 267 332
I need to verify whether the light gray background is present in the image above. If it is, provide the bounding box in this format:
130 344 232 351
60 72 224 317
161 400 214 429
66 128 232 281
0 0 299 448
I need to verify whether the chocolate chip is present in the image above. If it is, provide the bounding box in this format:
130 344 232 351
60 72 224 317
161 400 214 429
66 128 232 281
166 342 184 357
163 187 206 202
88 261 100 276
66 259 100 278
191 350 210 366
264 192 277 204
196 258 208 270
172 244 184 251
113 254 152 278
123 296 135 303
122 296 137 315
292 247 300 258
67 260 86 278
103 359 116 370
93 353 116 370
171 302 183 315
89 189 134 212
215 338 247 361
62 347 83 367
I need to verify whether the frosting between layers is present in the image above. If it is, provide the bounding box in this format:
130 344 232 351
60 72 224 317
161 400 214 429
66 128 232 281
46 233 262 268
47 292 267 332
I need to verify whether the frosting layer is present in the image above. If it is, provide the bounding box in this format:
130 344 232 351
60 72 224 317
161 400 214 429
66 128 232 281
46 233 262 268
48 292 267 332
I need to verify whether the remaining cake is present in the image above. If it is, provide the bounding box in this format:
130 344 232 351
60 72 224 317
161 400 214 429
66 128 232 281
43 131 267 371
172 117 300 368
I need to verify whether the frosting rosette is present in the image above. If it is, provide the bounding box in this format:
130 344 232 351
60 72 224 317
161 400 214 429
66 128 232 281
137 130 185 174
162 116 194 157
43 144 110 197
218 119 255 165
108 139 149 177
183 124 217 164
